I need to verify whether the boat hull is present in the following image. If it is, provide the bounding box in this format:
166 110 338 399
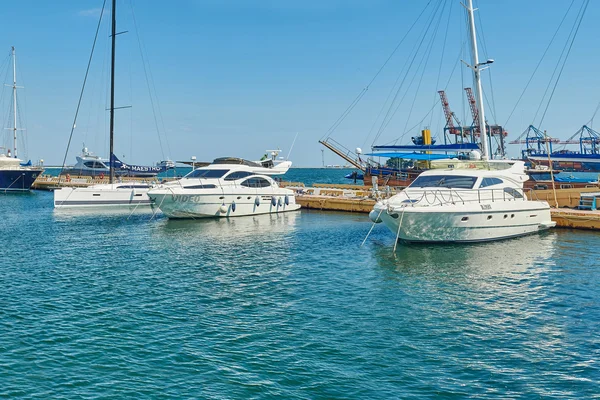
374 201 555 243
0 168 43 192
149 191 300 219
53 184 153 208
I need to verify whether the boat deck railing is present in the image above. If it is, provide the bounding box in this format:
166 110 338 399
402 187 532 207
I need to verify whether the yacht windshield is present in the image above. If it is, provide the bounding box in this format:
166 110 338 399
185 169 229 179
410 175 477 189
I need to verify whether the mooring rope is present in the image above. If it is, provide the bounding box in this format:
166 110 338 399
392 207 407 255
149 186 171 221
360 207 385 247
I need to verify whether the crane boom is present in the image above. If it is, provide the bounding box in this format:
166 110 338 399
438 90 459 135
464 87 480 135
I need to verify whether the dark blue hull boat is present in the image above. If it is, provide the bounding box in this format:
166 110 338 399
0 168 43 192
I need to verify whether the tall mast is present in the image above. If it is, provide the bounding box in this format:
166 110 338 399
11 46 18 158
109 0 116 183
466 0 489 160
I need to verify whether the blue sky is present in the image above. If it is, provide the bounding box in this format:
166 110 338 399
0 0 598 166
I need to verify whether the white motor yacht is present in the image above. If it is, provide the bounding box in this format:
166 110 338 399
147 157 300 218
370 160 555 243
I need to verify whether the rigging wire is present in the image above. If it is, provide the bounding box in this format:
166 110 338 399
321 0 435 141
362 2 441 149
16 56 30 158
394 44 465 144
588 100 600 128
0 53 12 141
130 0 171 160
372 0 445 146
429 0 454 129
503 0 576 128
536 0 589 129
59 0 107 175
474 0 497 123
399 0 449 140
459 8 465 129
0 53 11 129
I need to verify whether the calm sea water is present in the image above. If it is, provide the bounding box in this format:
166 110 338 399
1 170 599 398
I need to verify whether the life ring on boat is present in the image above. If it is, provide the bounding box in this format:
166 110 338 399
99 172 105 180
65 174 71 182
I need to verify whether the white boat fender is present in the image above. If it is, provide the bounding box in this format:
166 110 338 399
219 204 228 213
284 195 290 206
277 197 282 207
271 196 277 206
369 209 383 223
231 201 236 212
255 196 260 206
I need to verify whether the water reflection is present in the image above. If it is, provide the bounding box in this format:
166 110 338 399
53 206 153 222
156 211 299 246
369 232 562 350
370 231 558 278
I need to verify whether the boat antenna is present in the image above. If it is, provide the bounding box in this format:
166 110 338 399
465 0 491 161
109 0 116 184
286 132 299 161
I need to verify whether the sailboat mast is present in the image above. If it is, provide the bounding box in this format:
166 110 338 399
11 46 18 158
466 0 489 160
109 0 116 184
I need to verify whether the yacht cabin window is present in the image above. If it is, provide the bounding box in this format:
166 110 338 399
84 161 106 169
240 177 272 188
503 187 524 199
479 177 504 188
224 171 254 181
116 185 151 189
184 184 217 189
409 175 477 189
185 169 229 179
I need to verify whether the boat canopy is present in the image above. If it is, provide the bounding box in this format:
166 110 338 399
211 157 263 168
371 143 480 152
365 152 452 160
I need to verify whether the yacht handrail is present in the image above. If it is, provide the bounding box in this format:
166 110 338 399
398 187 528 209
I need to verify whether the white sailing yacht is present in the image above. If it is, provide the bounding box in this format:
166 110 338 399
54 0 154 208
0 47 44 192
369 0 555 243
